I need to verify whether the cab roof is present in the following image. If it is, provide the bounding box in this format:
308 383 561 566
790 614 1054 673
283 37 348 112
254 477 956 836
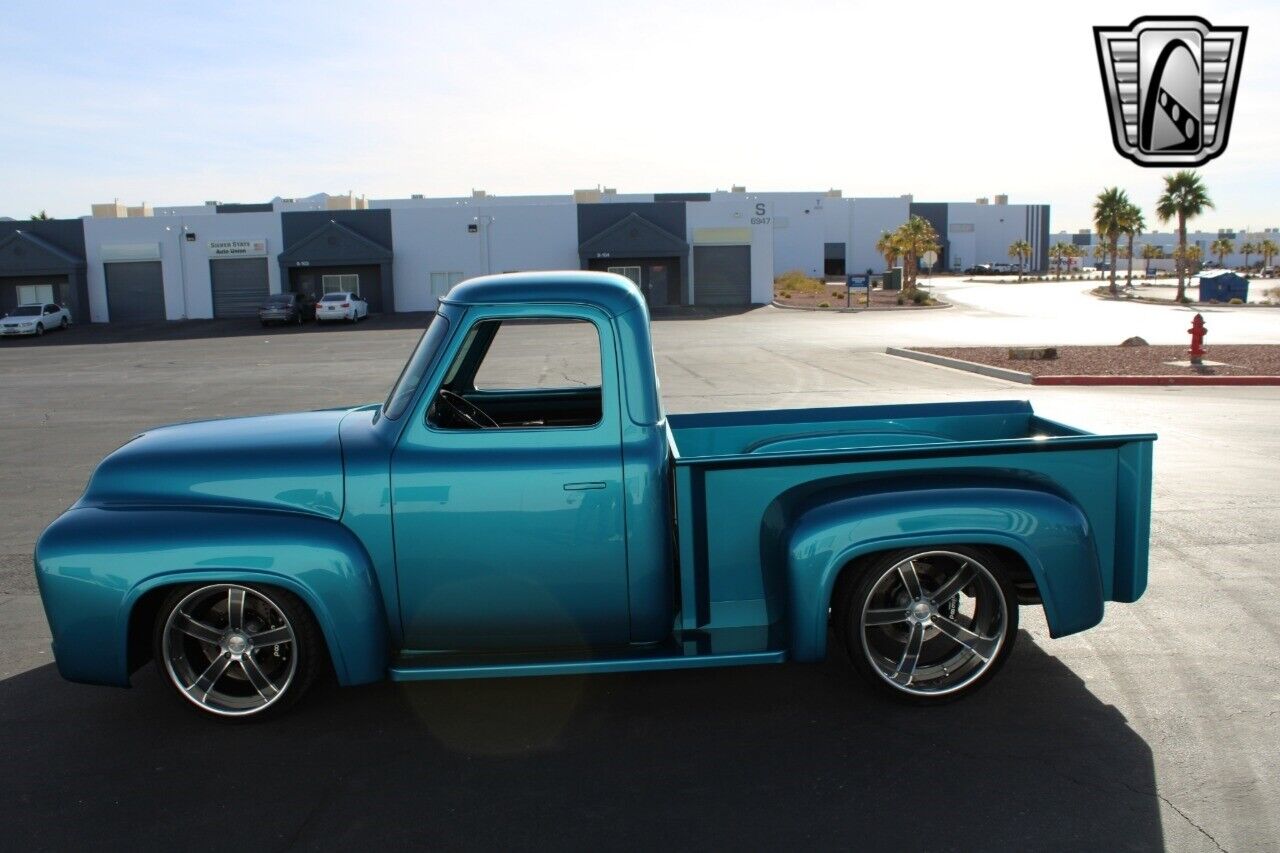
441 271 647 319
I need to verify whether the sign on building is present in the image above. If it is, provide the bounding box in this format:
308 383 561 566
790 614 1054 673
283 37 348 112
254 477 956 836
208 239 268 257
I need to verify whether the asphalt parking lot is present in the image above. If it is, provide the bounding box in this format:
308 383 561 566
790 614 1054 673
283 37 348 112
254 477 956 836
2 281 1278 851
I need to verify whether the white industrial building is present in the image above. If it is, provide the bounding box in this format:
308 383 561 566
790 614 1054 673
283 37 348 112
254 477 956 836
1 189 1050 323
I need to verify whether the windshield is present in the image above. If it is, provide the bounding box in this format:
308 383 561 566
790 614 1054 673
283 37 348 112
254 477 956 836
320 293 348 302
264 294 294 305
8 306 41 317
383 313 451 420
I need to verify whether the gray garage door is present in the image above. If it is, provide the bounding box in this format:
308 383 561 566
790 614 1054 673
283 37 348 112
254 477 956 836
105 262 165 322
211 258 269 318
693 245 751 305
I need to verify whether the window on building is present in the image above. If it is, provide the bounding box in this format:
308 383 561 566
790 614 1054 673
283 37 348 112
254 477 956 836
17 284 55 305
321 274 359 295
430 271 465 294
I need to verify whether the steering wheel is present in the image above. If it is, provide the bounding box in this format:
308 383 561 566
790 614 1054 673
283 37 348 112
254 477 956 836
437 389 499 429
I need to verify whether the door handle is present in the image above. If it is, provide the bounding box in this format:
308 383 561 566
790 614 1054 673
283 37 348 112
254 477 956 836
563 481 607 491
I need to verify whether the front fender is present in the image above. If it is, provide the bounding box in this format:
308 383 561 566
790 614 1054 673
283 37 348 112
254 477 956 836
786 487 1102 662
35 506 388 687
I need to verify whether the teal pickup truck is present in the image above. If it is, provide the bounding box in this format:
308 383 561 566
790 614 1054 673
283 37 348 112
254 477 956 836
35 272 1155 719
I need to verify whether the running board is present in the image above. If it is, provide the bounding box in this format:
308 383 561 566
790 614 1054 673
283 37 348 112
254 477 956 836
388 630 787 682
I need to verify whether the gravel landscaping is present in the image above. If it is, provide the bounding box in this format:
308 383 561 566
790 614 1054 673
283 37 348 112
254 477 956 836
918 345 1280 376
775 285 942 310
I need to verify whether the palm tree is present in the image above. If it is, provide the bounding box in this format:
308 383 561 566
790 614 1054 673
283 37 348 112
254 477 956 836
1260 238 1279 271
892 215 940 293
1174 244 1204 280
1210 237 1234 267
1049 242 1071 279
1066 243 1084 274
1140 243 1163 276
29 210 50 221
1008 239 1032 280
1240 240 1257 270
1156 170 1214 302
1093 187 1130 296
1120 203 1145 285
875 232 901 272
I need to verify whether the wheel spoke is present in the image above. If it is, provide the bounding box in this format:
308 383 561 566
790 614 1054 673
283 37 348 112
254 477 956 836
929 561 977 605
171 611 223 646
239 655 280 702
897 561 924 599
187 652 234 703
932 614 1001 662
251 625 293 647
864 607 910 626
890 622 925 685
227 588 246 630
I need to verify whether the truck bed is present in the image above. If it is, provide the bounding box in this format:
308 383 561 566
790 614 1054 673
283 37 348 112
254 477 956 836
666 400 1155 645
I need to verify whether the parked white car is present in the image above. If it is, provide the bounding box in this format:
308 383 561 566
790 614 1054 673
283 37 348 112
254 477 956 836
1 303 71 337
314 292 368 323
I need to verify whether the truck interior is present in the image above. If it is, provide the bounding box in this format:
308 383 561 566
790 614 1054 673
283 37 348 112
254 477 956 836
428 317 604 429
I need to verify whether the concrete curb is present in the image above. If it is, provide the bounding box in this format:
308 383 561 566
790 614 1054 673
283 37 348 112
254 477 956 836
1034 374 1280 386
772 300 951 313
886 347 1280 386
1088 289 1280 309
884 347 1033 384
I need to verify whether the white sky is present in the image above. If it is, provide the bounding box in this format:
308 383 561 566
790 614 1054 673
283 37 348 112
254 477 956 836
2 0 1275 231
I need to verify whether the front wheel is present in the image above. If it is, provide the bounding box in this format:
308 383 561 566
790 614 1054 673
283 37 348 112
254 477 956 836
60 317 69 329
34 323 44 336
153 583 324 720
838 546 1018 703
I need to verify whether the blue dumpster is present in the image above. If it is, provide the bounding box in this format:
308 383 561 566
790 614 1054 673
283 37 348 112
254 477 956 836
1197 270 1249 303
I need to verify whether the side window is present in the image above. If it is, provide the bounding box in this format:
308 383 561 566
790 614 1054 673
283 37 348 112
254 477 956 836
429 318 603 430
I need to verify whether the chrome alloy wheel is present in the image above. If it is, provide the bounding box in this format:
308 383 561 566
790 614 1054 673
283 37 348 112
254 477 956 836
859 551 1009 697
161 584 298 717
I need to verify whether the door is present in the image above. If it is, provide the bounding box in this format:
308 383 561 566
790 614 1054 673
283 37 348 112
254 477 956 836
390 307 630 650
647 264 670 308
210 258 269 318
692 245 751 305
105 261 165 321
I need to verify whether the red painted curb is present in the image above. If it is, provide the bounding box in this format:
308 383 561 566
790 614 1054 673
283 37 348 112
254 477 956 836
1033 375 1280 386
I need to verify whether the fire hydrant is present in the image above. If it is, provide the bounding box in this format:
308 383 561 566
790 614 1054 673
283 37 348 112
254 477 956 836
1188 313 1208 364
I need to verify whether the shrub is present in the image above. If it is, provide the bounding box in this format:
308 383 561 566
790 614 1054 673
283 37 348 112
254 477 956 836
783 293 792 299
774 269 825 294
1229 297 1244 304
896 294 907 305
831 291 842 299
910 289 932 305
817 301 831 308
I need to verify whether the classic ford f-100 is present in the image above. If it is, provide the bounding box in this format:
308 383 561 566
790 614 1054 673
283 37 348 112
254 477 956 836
35 271 1155 719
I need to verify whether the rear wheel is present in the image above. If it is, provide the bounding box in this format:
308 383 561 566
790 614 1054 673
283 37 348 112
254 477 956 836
839 547 1018 703
153 583 323 720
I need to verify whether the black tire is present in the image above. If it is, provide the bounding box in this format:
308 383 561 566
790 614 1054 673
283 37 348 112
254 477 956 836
34 323 44 336
837 545 1018 704
152 582 326 721
60 317 69 329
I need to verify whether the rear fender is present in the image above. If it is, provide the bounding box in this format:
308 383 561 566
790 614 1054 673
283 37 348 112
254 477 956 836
786 487 1102 662
35 506 388 687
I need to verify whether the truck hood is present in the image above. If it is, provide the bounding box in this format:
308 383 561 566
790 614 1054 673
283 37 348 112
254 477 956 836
77 409 353 519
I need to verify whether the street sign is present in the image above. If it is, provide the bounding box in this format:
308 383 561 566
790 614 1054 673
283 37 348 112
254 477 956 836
845 274 869 308
921 250 938 268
